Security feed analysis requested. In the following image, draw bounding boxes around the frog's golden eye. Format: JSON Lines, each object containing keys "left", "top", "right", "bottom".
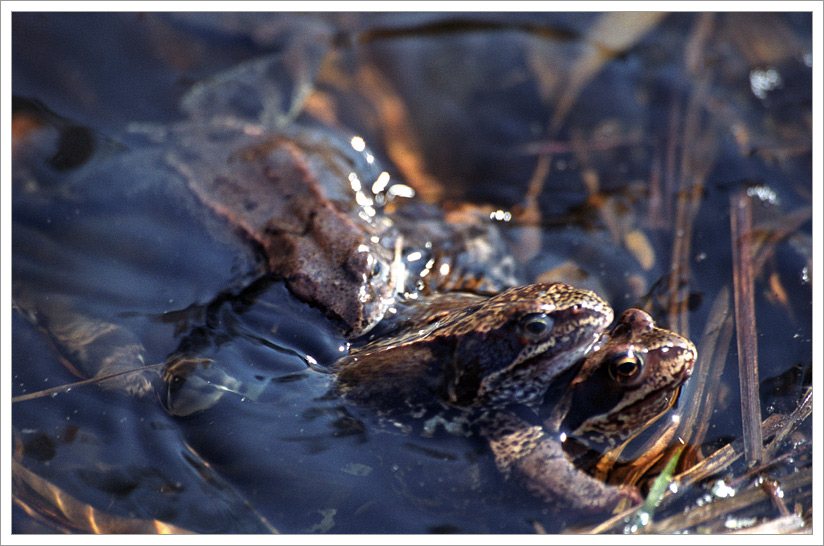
{"left": 519, "top": 312, "right": 554, "bottom": 340}
{"left": 606, "top": 351, "right": 644, "bottom": 384}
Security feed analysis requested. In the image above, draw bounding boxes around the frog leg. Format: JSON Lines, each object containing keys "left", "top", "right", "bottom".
{"left": 481, "top": 411, "right": 641, "bottom": 513}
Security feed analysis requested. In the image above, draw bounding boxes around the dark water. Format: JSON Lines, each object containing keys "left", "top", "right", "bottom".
{"left": 11, "top": 12, "right": 813, "bottom": 533}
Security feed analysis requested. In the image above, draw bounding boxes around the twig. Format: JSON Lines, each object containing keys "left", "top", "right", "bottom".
{"left": 764, "top": 388, "right": 812, "bottom": 461}
{"left": 645, "top": 467, "right": 811, "bottom": 533}
{"left": 12, "top": 460, "right": 196, "bottom": 534}
{"left": 730, "top": 191, "right": 763, "bottom": 465}
{"left": 675, "top": 285, "right": 735, "bottom": 450}
{"left": 11, "top": 362, "right": 163, "bottom": 403}
{"left": 663, "top": 15, "right": 712, "bottom": 336}
{"left": 728, "top": 515, "right": 806, "bottom": 534}
{"left": 579, "top": 407, "right": 809, "bottom": 535}
{"left": 675, "top": 407, "right": 802, "bottom": 491}
{"left": 517, "top": 133, "right": 644, "bottom": 156}
{"left": 751, "top": 205, "right": 813, "bottom": 273}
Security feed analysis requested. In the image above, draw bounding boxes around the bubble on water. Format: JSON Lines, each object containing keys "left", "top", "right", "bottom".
{"left": 350, "top": 136, "right": 366, "bottom": 152}
{"left": 803, "top": 52, "right": 812, "bottom": 67}
{"left": 711, "top": 479, "right": 736, "bottom": 498}
{"left": 749, "top": 68, "right": 783, "bottom": 100}
{"left": 746, "top": 184, "right": 779, "bottom": 205}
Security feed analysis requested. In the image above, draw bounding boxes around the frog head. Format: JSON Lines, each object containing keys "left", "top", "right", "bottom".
{"left": 441, "top": 283, "right": 614, "bottom": 407}
{"left": 559, "top": 308, "right": 697, "bottom": 451}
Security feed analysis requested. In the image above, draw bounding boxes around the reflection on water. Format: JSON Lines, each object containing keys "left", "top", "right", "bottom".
{"left": 11, "top": 12, "right": 813, "bottom": 534}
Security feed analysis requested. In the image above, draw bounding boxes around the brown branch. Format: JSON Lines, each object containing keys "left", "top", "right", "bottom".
{"left": 730, "top": 191, "right": 763, "bottom": 465}
{"left": 675, "top": 286, "right": 735, "bottom": 451}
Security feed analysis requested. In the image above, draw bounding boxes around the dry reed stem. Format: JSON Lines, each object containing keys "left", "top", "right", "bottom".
{"left": 675, "top": 286, "right": 735, "bottom": 451}
{"left": 730, "top": 191, "right": 763, "bottom": 465}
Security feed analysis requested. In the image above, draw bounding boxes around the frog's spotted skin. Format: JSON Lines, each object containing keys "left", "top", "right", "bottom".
{"left": 334, "top": 282, "right": 614, "bottom": 410}
{"left": 169, "top": 129, "right": 401, "bottom": 337}
{"left": 446, "top": 283, "right": 615, "bottom": 407}
{"left": 561, "top": 308, "right": 697, "bottom": 451}
{"left": 483, "top": 410, "right": 643, "bottom": 513}
{"left": 485, "top": 308, "right": 696, "bottom": 512}
{"left": 335, "top": 289, "right": 697, "bottom": 512}
{"left": 14, "top": 96, "right": 695, "bottom": 515}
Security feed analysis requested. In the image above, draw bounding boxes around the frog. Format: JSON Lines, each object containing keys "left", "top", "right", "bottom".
{"left": 163, "top": 124, "right": 403, "bottom": 338}
{"left": 484, "top": 308, "right": 697, "bottom": 512}
{"left": 334, "top": 282, "right": 613, "bottom": 410}
{"left": 13, "top": 12, "right": 538, "bottom": 398}
{"left": 335, "top": 294, "right": 696, "bottom": 513}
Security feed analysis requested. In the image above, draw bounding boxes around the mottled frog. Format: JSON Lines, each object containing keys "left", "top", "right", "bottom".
{"left": 485, "top": 308, "right": 696, "bottom": 511}
{"left": 334, "top": 282, "right": 613, "bottom": 409}
{"left": 336, "top": 292, "right": 696, "bottom": 512}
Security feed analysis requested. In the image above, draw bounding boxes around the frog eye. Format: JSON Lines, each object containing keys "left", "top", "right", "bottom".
{"left": 606, "top": 351, "right": 645, "bottom": 384}
{"left": 519, "top": 313, "right": 554, "bottom": 341}
{"left": 371, "top": 259, "right": 384, "bottom": 278}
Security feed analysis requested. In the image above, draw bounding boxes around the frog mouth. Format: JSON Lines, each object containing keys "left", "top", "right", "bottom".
{"left": 572, "top": 383, "right": 687, "bottom": 448}
{"left": 511, "top": 330, "right": 605, "bottom": 387}
{"left": 566, "top": 363, "right": 693, "bottom": 448}
{"left": 537, "top": 330, "right": 604, "bottom": 368}
{"left": 472, "top": 330, "right": 603, "bottom": 407}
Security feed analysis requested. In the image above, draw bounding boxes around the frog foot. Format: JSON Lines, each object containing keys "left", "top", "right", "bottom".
{"left": 483, "top": 412, "right": 642, "bottom": 513}
{"left": 509, "top": 431, "right": 642, "bottom": 513}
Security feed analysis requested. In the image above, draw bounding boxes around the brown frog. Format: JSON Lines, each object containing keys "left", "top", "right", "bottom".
{"left": 166, "top": 125, "right": 402, "bottom": 337}
{"left": 485, "top": 308, "right": 696, "bottom": 512}
{"left": 334, "top": 282, "right": 613, "bottom": 410}
{"left": 336, "top": 295, "right": 696, "bottom": 512}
